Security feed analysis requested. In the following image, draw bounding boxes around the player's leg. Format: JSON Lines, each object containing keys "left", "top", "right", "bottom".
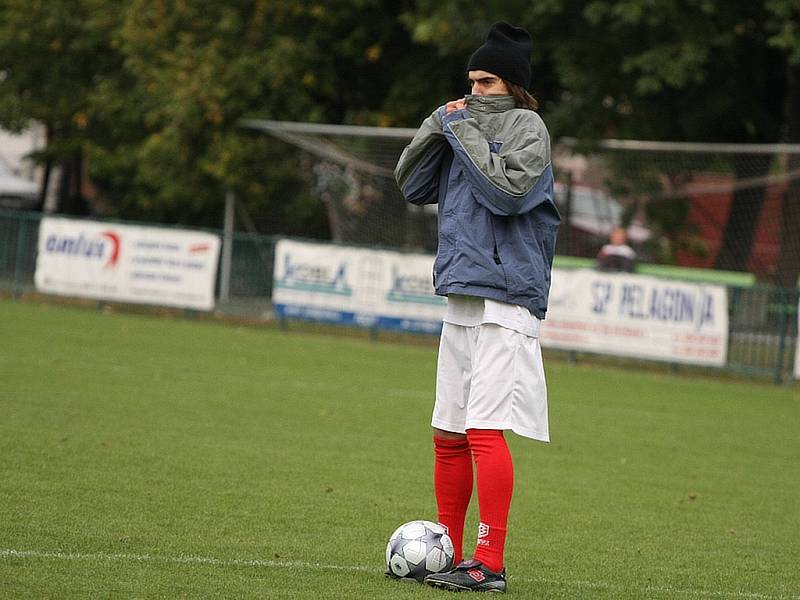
{"left": 427, "top": 429, "right": 512, "bottom": 592}
{"left": 467, "top": 427, "right": 513, "bottom": 573}
{"left": 426, "top": 324, "right": 519, "bottom": 592}
{"left": 431, "top": 323, "right": 476, "bottom": 564}
{"left": 427, "top": 429, "right": 513, "bottom": 592}
{"left": 463, "top": 324, "right": 519, "bottom": 574}
{"left": 433, "top": 429, "right": 471, "bottom": 565}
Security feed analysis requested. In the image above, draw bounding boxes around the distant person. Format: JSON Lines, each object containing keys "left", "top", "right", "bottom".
{"left": 394, "top": 21, "right": 559, "bottom": 593}
{"left": 597, "top": 227, "right": 636, "bottom": 272}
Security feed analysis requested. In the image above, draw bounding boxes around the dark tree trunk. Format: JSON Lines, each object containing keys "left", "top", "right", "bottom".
{"left": 38, "top": 159, "right": 51, "bottom": 211}
{"left": 714, "top": 153, "right": 772, "bottom": 272}
{"left": 774, "top": 63, "right": 800, "bottom": 288}
{"left": 56, "top": 151, "right": 90, "bottom": 216}
{"left": 37, "top": 124, "right": 52, "bottom": 211}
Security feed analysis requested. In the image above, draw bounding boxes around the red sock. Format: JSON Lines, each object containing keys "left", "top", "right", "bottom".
{"left": 466, "top": 429, "right": 514, "bottom": 573}
{"left": 433, "top": 436, "right": 473, "bottom": 564}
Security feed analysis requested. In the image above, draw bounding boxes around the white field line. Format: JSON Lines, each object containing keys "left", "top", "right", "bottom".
{"left": 0, "top": 548, "right": 372, "bottom": 572}
{"left": 2, "top": 548, "right": 798, "bottom": 599}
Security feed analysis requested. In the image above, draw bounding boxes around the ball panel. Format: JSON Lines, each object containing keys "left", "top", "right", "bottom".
{"left": 389, "top": 524, "right": 404, "bottom": 541}
{"left": 424, "top": 521, "right": 445, "bottom": 535}
{"left": 425, "top": 546, "right": 448, "bottom": 573}
{"left": 401, "top": 521, "right": 426, "bottom": 540}
{"left": 441, "top": 532, "right": 455, "bottom": 558}
{"left": 401, "top": 540, "right": 426, "bottom": 565}
{"left": 389, "top": 554, "right": 411, "bottom": 577}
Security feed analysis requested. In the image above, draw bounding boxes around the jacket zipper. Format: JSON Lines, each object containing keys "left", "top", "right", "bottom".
{"left": 491, "top": 221, "right": 502, "bottom": 265}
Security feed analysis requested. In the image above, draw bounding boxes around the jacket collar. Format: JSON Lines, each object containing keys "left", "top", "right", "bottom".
{"left": 465, "top": 94, "right": 516, "bottom": 115}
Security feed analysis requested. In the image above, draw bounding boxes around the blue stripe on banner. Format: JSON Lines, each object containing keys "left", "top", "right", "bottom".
{"left": 274, "top": 304, "right": 442, "bottom": 335}
{"left": 376, "top": 316, "right": 443, "bottom": 335}
{"left": 274, "top": 304, "right": 358, "bottom": 325}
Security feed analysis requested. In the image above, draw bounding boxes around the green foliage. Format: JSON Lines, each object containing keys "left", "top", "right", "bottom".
{"left": 1, "top": 0, "right": 798, "bottom": 236}
{"left": 90, "top": 1, "right": 283, "bottom": 226}
{"left": 0, "top": 0, "right": 124, "bottom": 150}
{"left": 402, "top": 1, "right": 799, "bottom": 273}
{"left": 401, "top": 0, "right": 795, "bottom": 143}
{"left": 0, "top": 0, "right": 454, "bottom": 230}
{"left": 766, "top": 0, "right": 800, "bottom": 64}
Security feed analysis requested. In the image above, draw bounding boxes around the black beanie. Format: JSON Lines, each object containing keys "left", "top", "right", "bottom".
{"left": 467, "top": 22, "right": 533, "bottom": 89}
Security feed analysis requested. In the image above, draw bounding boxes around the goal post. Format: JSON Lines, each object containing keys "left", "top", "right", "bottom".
{"left": 240, "top": 118, "right": 800, "bottom": 285}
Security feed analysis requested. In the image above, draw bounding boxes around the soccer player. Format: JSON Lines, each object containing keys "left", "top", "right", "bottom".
{"left": 393, "top": 21, "right": 559, "bottom": 593}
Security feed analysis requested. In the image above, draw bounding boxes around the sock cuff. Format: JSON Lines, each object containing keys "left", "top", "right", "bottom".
{"left": 466, "top": 429, "right": 506, "bottom": 453}
{"left": 466, "top": 429, "right": 505, "bottom": 442}
{"left": 433, "top": 435, "right": 470, "bottom": 451}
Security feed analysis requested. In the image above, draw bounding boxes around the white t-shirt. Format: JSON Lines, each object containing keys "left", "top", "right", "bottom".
{"left": 599, "top": 243, "right": 636, "bottom": 260}
{"left": 444, "top": 294, "right": 540, "bottom": 338}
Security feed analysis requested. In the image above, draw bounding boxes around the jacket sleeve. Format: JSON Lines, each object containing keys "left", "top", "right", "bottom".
{"left": 394, "top": 107, "right": 449, "bottom": 205}
{"left": 441, "top": 108, "right": 554, "bottom": 216}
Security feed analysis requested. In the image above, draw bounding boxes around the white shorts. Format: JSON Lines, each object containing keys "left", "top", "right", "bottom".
{"left": 432, "top": 322, "right": 550, "bottom": 442}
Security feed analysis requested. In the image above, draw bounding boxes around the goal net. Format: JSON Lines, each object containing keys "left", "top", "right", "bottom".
{"left": 241, "top": 119, "right": 800, "bottom": 285}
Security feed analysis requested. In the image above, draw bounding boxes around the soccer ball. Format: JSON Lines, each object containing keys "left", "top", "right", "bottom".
{"left": 385, "top": 520, "right": 455, "bottom": 582}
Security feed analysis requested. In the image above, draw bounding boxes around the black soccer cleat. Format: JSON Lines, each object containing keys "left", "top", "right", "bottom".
{"left": 424, "top": 559, "right": 507, "bottom": 593}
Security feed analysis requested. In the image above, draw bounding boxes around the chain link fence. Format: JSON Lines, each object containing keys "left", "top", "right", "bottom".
{"left": 2, "top": 120, "right": 799, "bottom": 383}
{"left": 241, "top": 120, "right": 800, "bottom": 287}
{"left": 1, "top": 208, "right": 797, "bottom": 383}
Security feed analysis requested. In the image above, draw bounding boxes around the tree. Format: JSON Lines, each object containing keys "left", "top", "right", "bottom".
{"left": 2, "top": 0, "right": 797, "bottom": 279}
{"left": 0, "top": 0, "right": 126, "bottom": 214}
{"left": 2, "top": 1, "right": 437, "bottom": 233}
{"left": 21, "top": 0, "right": 458, "bottom": 234}
{"left": 766, "top": 0, "right": 800, "bottom": 287}
{"left": 401, "top": 1, "right": 799, "bottom": 280}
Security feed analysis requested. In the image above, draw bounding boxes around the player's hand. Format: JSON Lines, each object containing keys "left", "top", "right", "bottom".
{"left": 445, "top": 98, "right": 466, "bottom": 114}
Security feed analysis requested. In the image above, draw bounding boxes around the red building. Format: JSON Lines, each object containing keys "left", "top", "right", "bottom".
{"left": 676, "top": 173, "right": 785, "bottom": 279}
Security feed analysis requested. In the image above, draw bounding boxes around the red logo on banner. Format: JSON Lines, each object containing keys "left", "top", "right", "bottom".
{"left": 100, "top": 231, "right": 121, "bottom": 267}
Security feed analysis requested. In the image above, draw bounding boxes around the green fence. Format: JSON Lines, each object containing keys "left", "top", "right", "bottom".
{"left": 1, "top": 208, "right": 797, "bottom": 384}
{"left": 0, "top": 209, "right": 39, "bottom": 298}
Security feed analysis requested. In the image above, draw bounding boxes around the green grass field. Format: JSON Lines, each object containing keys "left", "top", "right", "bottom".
{"left": 1, "top": 299, "right": 798, "bottom": 599}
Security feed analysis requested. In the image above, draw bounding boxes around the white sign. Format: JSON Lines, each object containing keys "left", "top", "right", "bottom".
{"left": 35, "top": 217, "right": 220, "bottom": 311}
{"left": 795, "top": 297, "right": 800, "bottom": 379}
{"left": 540, "top": 269, "right": 729, "bottom": 366}
{"left": 272, "top": 239, "right": 445, "bottom": 333}
{"left": 272, "top": 240, "right": 730, "bottom": 367}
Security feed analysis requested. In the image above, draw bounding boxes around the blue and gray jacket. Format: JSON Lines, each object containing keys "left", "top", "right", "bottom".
{"left": 394, "top": 95, "right": 560, "bottom": 319}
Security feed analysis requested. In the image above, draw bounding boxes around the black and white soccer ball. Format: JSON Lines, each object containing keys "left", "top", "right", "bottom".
{"left": 385, "top": 520, "right": 455, "bottom": 582}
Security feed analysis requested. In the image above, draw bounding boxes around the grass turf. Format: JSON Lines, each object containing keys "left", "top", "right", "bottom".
{"left": 0, "top": 298, "right": 798, "bottom": 599}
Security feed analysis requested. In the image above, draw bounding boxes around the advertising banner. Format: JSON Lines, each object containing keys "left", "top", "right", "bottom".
{"left": 273, "top": 240, "right": 729, "bottom": 366}
{"left": 272, "top": 239, "right": 445, "bottom": 334}
{"left": 35, "top": 217, "right": 220, "bottom": 311}
{"left": 540, "top": 269, "right": 729, "bottom": 366}
{"left": 795, "top": 297, "right": 800, "bottom": 379}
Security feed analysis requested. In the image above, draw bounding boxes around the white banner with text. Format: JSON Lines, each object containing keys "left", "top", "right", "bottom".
{"left": 272, "top": 239, "right": 445, "bottom": 334}
{"left": 540, "top": 269, "right": 728, "bottom": 366}
{"left": 35, "top": 217, "right": 220, "bottom": 311}
{"left": 795, "top": 297, "right": 800, "bottom": 379}
{"left": 273, "top": 240, "right": 729, "bottom": 366}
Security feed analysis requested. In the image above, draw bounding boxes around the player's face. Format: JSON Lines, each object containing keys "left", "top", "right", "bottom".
{"left": 468, "top": 70, "right": 509, "bottom": 96}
